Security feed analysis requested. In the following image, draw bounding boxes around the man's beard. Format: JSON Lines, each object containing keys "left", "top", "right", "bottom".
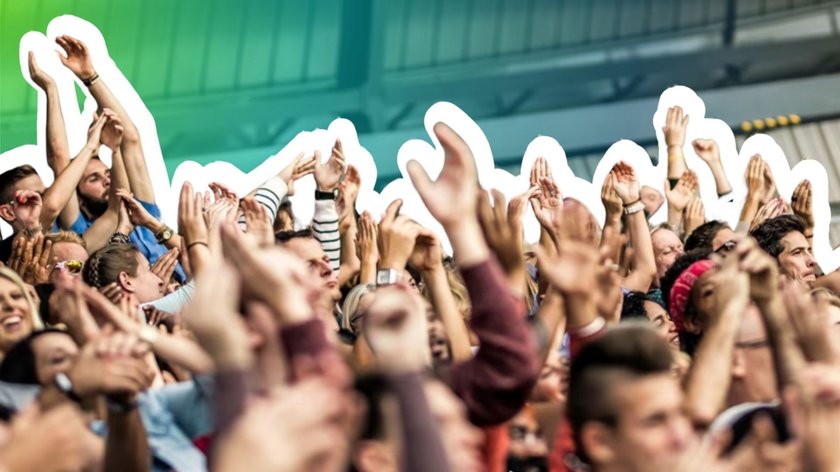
{"left": 81, "top": 196, "right": 108, "bottom": 219}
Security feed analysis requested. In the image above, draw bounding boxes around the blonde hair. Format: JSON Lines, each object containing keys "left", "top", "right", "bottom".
{"left": 439, "top": 261, "right": 472, "bottom": 322}
{"left": 0, "top": 267, "right": 42, "bottom": 330}
{"left": 341, "top": 284, "right": 375, "bottom": 334}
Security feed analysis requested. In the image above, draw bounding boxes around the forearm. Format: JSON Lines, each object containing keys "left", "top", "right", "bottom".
{"left": 41, "top": 144, "right": 96, "bottom": 228}
{"left": 423, "top": 266, "right": 471, "bottom": 361}
{"left": 152, "top": 335, "right": 215, "bottom": 374}
{"left": 82, "top": 210, "right": 118, "bottom": 253}
{"left": 683, "top": 312, "right": 740, "bottom": 429}
{"left": 667, "top": 147, "right": 686, "bottom": 179}
{"left": 623, "top": 212, "right": 656, "bottom": 292}
{"left": 707, "top": 161, "right": 732, "bottom": 196}
{"left": 445, "top": 221, "right": 490, "bottom": 268}
{"left": 534, "top": 289, "right": 565, "bottom": 365}
{"left": 359, "top": 250, "right": 378, "bottom": 285}
{"left": 337, "top": 225, "right": 360, "bottom": 287}
{"left": 103, "top": 407, "right": 151, "bottom": 472}
{"left": 312, "top": 199, "right": 341, "bottom": 272}
{"left": 43, "top": 83, "right": 70, "bottom": 170}
{"left": 667, "top": 206, "right": 684, "bottom": 231}
{"left": 389, "top": 372, "right": 452, "bottom": 472}
{"left": 756, "top": 295, "right": 807, "bottom": 389}
{"left": 739, "top": 195, "right": 761, "bottom": 229}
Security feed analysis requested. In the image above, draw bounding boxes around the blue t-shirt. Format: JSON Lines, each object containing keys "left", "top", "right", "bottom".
{"left": 70, "top": 200, "right": 186, "bottom": 282}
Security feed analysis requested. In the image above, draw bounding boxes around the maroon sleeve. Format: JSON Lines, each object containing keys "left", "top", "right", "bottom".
{"left": 280, "top": 318, "right": 349, "bottom": 384}
{"left": 389, "top": 373, "right": 452, "bottom": 472}
{"left": 448, "top": 258, "right": 540, "bottom": 427}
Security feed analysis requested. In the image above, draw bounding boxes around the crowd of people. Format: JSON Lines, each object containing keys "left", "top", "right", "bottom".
{"left": 0, "top": 33, "right": 837, "bottom": 472}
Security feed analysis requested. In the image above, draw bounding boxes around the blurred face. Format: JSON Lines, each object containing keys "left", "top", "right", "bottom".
{"left": 283, "top": 237, "right": 340, "bottom": 302}
{"left": 643, "top": 300, "right": 678, "bottom": 348}
{"left": 52, "top": 242, "right": 89, "bottom": 264}
{"left": 728, "top": 305, "right": 776, "bottom": 405}
{"left": 507, "top": 409, "right": 549, "bottom": 466}
{"left": 778, "top": 231, "right": 816, "bottom": 284}
{"left": 588, "top": 374, "right": 692, "bottom": 471}
{"left": 32, "top": 332, "right": 78, "bottom": 386}
{"left": 425, "top": 381, "right": 483, "bottom": 472}
{"left": 122, "top": 252, "right": 164, "bottom": 303}
{"left": 688, "top": 269, "right": 717, "bottom": 332}
{"left": 531, "top": 350, "right": 569, "bottom": 403}
{"left": 652, "top": 229, "right": 684, "bottom": 281}
{"left": 0, "top": 277, "right": 34, "bottom": 353}
{"left": 710, "top": 227, "right": 735, "bottom": 252}
{"left": 426, "top": 306, "right": 451, "bottom": 364}
{"left": 78, "top": 159, "right": 110, "bottom": 203}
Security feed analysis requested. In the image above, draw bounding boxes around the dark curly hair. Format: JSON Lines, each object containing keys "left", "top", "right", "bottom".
{"left": 750, "top": 214, "right": 807, "bottom": 259}
{"left": 684, "top": 220, "right": 730, "bottom": 252}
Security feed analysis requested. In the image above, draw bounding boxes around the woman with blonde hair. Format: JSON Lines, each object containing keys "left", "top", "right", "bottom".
{"left": 0, "top": 266, "right": 42, "bottom": 359}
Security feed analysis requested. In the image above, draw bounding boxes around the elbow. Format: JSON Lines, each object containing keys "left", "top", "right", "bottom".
{"left": 684, "top": 403, "right": 718, "bottom": 430}
{"left": 120, "top": 126, "right": 142, "bottom": 145}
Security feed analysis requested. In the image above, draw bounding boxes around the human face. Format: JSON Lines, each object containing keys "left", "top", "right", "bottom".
{"left": 32, "top": 332, "right": 79, "bottom": 386}
{"left": 283, "top": 237, "right": 340, "bottom": 302}
{"left": 426, "top": 306, "right": 451, "bottom": 364}
{"left": 778, "top": 231, "right": 816, "bottom": 284}
{"left": 593, "top": 374, "right": 692, "bottom": 471}
{"left": 710, "top": 227, "right": 735, "bottom": 252}
{"left": 643, "top": 300, "right": 679, "bottom": 348}
{"left": 78, "top": 159, "right": 110, "bottom": 203}
{"left": 0, "top": 174, "right": 46, "bottom": 231}
{"left": 123, "top": 253, "right": 164, "bottom": 303}
{"left": 52, "top": 242, "right": 89, "bottom": 264}
{"left": 0, "top": 277, "right": 34, "bottom": 353}
{"left": 508, "top": 408, "right": 549, "bottom": 461}
{"left": 425, "top": 381, "right": 483, "bottom": 472}
{"left": 652, "top": 229, "right": 684, "bottom": 281}
{"left": 728, "top": 305, "right": 776, "bottom": 405}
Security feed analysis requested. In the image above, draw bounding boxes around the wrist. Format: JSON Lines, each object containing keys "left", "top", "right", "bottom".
{"left": 621, "top": 195, "right": 641, "bottom": 206}
{"left": 419, "top": 264, "right": 444, "bottom": 278}
{"left": 378, "top": 255, "right": 409, "bottom": 271}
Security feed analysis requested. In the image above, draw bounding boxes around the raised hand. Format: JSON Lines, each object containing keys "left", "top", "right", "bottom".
{"left": 377, "top": 199, "right": 422, "bottom": 271}
{"left": 601, "top": 177, "right": 623, "bottom": 225}
{"left": 691, "top": 138, "right": 719, "bottom": 164}
{"left": 116, "top": 188, "right": 157, "bottom": 229}
{"left": 531, "top": 177, "right": 563, "bottom": 235}
{"left": 702, "top": 245, "right": 750, "bottom": 320}
{"left": 750, "top": 197, "right": 791, "bottom": 231}
{"left": 783, "top": 281, "right": 837, "bottom": 364}
{"left": 407, "top": 123, "right": 479, "bottom": 230}
{"left": 663, "top": 105, "right": 689, "bottom": 148}
{"left": 150, "top": 247, "right": 180, "bottom": 284}
{"left": 241, "top": 196, "right": 274, "bottom": 247}
{"left": 55, "top": 35, "right": 95, "bottom": 79}
{"left": 220, "top": 223, "right": 317, "bottom": 324}
{"left": 478, "top": 189, "right": 526, "bottom": 283}
{"left": 791, "top": 179, "right": 814, "bottom": 230}
{"left": 535, "top": 239, "right": 600, "bottom": 296}
{"left": 98, "top": 109, "right": 124, "bottom": 150}
{"left": 178, "top": 182, "right": 209, "bottom": 245}
{"left": 664, "top": 169, "right": 698, "bottom": 213}
{"left": 610, "top": 161, "right": 640, "bottom": 205}
{"left": 784, "top": 363, "right": 840, "bottom": 472}
{"left": 278, "top": 152, "right": 317, "bottom": 185}
{"left": 529, "top": 156, "right": 553, "bottom": 188}
{"left": 27, "top": 51, "right": 54, "bottom": 90}
{"left": 363, "top": 284, "right": 430, "bottom": 371}
{"left": 0, "top": 404, "right": 92, "bottom": 472}
{"left": 683, "top": 197, "right": 706, "bottom": 237}
{"left": 313, "top": 140, "right": 346, "bottom": 192}
{"left": 729, "top": 236, "right": 779, "bottom": 305}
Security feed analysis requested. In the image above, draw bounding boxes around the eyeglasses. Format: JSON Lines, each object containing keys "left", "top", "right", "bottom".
{"left": 55, "top": 260, "right": 84, "bottom": 275}
{"left": 715, "top": 240, "right": 737, "bottom": 255}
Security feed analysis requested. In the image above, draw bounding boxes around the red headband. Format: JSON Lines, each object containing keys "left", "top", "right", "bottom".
{"left": 668, "top": 259, "right": 717, "bottom": 332}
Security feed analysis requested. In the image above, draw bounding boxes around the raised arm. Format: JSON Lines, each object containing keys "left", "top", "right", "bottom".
{"left": 407, "top": 123, "right": 539, "bottom": 426}
{"left": 682, "top": 254, "right": 748, "bottom": 429}
{"left": 40, "top": 112, "right": 110, "bottom": 230}
{"left": 693, "top": 138, "right": 732, "bottom": 197}
{"left": 57, "top": 35, "right": 154, "bottom": 202}
{"left": 611, "top": 162, "right": 656, "bottom": 292}
{"left": 312, "top": 141, "right": 347, "bottom": 272}
{"left": 82, "top": 134, "right": 128, "bottom": 253}
{"left": 738, "top": 155, "right": 768, "bottom": 231}
{"left": 664, "top": 170, "right": 698, "bottom": 232}
{"left": 663, "top": 105, "right": 689, "bottom": 180}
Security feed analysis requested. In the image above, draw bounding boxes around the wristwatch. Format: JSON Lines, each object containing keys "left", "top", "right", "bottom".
{"left": 315, "top": 189, "right": 338, "bottom": 200}
{"left": 155, "top": 225, "right": 175, "bottom": 244}
{"left": 54, "top": 372, "right": 83, "bottom": 404}
{"left": 376, "top": 268, "right": 400, "bottom": 287}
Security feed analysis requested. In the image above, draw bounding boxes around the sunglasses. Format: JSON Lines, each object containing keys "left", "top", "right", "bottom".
{"left": 55, "top": 260, "right": 84, "bottom": 275}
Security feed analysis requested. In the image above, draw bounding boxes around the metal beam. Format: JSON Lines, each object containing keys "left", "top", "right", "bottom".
{"left": 173, "top": 73, "right": 840, "bottom": 186}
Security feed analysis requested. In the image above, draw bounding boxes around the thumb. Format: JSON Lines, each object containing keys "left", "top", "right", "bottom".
{"left": 406, "top": 160, "right": 433, "bottom": 200}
